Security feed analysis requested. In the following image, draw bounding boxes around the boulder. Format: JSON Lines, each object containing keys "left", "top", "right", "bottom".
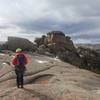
{"left": 7, "top": 37, "right": 35, "bottom": 51}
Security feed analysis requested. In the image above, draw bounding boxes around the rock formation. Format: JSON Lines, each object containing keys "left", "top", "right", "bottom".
{"left": 35, "top": 31, "right": 76, "bottom": 52}
{"left": 34, "top": 31, "right": 82, "bottom": 66}
{"left": 7, "top": 37, "right": 35, "bottom": 51}
{"left": 47, "top": 31, "right": 76, "bottom": 52}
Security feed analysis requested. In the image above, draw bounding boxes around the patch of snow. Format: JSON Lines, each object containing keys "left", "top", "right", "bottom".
{"left": 0, "top": 53, "right": 5, "bottom": 56}
{"left": 35, "top": 59, "right": 48, "bottom": 64}
{"left": 55, "top": 56, "right": 59, "bottom": 59}
{"left": 2, "top": 62, "right": 7, "bottom": 65}
{"left": 46, "top": 56, "right": 60, "bottom": 61}
{"left": 54, "top": 58, "right": 59, "bottom": 61}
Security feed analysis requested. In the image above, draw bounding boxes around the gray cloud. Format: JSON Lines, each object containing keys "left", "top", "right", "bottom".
{"left": 72, "top": 33, "right": 100, "bottom": 39}
{"left": 0, "top": 0, "right": 100, "bottom": 43}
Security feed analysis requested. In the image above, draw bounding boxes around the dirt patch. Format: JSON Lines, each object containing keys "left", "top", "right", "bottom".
{"left": 32, "top": 74, "right": 54, "bottom": 84}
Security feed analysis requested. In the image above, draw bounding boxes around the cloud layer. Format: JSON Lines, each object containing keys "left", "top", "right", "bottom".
{"left": 0, "top": 0, "right": 100, "bottom": 43}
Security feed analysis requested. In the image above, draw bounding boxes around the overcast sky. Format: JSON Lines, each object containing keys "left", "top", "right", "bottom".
{"left": 0, "top": 0, "right": 100, "bottom": 43}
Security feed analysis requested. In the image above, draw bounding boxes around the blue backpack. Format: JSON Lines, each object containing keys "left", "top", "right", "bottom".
{"left": 16, "top": 54, "right": 25, "bottom": 66}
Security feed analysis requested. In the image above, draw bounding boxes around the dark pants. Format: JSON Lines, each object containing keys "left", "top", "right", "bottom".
{"left": 15, "top": 66, "right": 25, "bottom": 88}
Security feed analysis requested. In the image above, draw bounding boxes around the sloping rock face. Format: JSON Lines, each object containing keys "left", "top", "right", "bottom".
{"left": 76, "top": 43, "right": 100, "bottom": 51}
{"left": 77, "top": 47, "right": 100, "bottom": 73}
{"left": 35, "top": 31, "right": 82, "bottom": 66}
{"left": 7, "top": 37, "right": 35, "bottom": 51}
{"left": 0, "top": 53, "right": 100, "bottom": 100}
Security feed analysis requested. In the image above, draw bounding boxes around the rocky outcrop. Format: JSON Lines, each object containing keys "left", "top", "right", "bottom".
{"left": 57, "top": 50, "right": 82, "bottom": 66}
{"left": 35, "top": 31, "right": 76, "bottom": 52}
{"left": 77, "top": 46, "right": 100, "bottom": 73}
{"left": 34, "top": 31, "right": 82, "bottom": 66}
{"left": 7, "top": 37, "right": 35, "bottom": 51}
{"left": 34, "top": 32, "right": 100, "bottom": 73}
{"left": 47, "top": 31, "right": 76, "bottom": 52}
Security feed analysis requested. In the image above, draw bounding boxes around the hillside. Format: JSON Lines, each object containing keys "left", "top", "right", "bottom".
{"left": 76, "top": 43, "right": 100, "bottom": 51}
{"left": 0, "top": 52, "right": 100, "bottom": 100}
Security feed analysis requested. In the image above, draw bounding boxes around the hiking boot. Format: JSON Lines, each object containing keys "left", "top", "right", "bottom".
{"left": 21, "top": 85, "right": 23, "bottom": 88}
{"left": 17, "top": 85, "right": 20, "bottom": 88}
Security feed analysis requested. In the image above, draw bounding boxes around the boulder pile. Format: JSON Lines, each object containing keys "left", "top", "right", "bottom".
{"left": 34, "top": 31, "right": 82, "bottom": 66}
{"left": 34, "top": 31, "right": 100, "bottom": 72}
{"left": 7, "top": 37, "right": 35, "bottom": 51}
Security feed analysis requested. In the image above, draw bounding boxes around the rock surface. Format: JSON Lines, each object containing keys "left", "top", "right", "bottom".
{"left": 0, "top": 52, "right": 100, "bottom": 100}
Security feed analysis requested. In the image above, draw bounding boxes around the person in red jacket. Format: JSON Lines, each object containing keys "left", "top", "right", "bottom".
{"left": 12, "top": 48, "right": 28, "bottom": 88}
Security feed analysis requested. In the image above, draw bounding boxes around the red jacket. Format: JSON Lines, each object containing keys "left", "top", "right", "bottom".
{"left": 12, "top": 52, "right": 28, "bottom": 65}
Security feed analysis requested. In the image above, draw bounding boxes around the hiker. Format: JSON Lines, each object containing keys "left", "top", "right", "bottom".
{"left": 12, "top": 48, "right": 28, "bottom": 88}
